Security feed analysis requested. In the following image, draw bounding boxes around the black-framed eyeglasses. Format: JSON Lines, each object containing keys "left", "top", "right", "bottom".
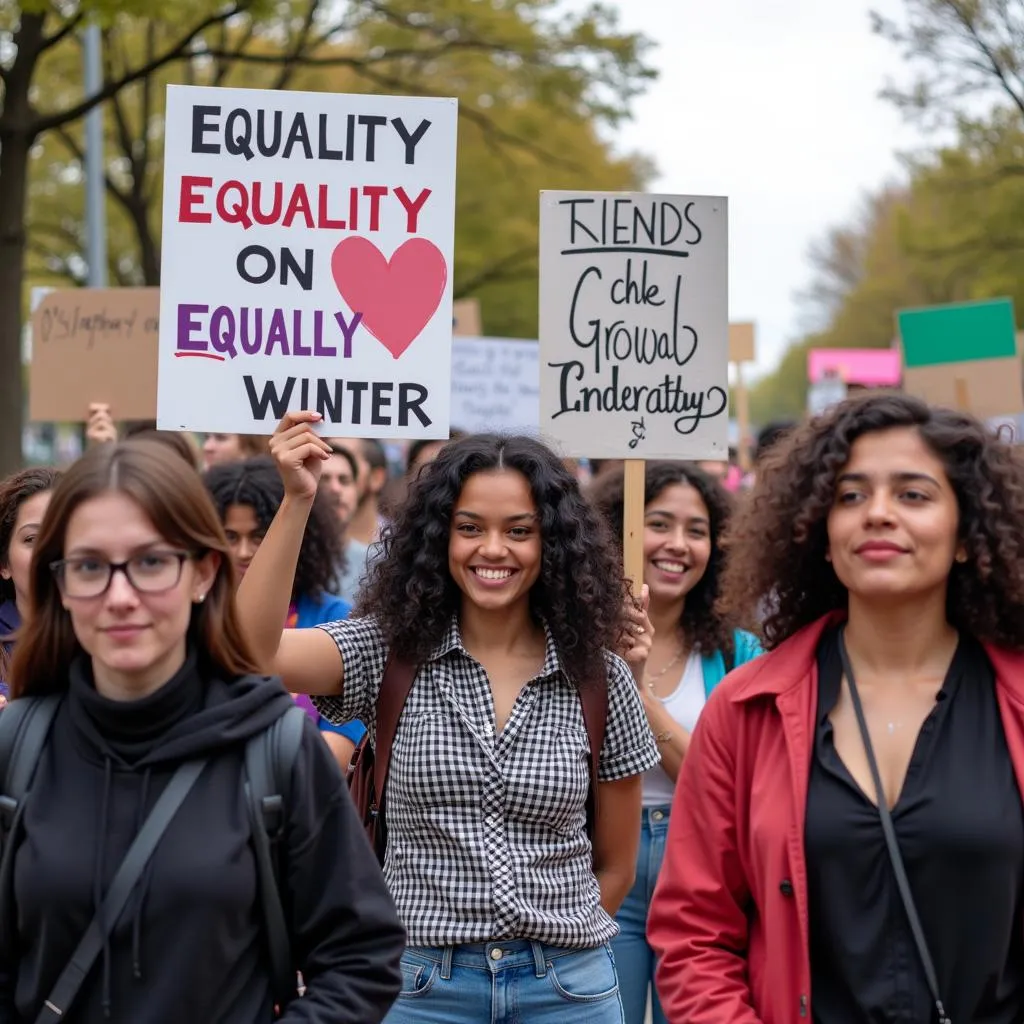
{"left": 51, "top": 551, "right": 191, "bottom": 599}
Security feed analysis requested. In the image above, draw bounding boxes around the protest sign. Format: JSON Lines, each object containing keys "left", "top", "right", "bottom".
{"left": 450, "top": 337, "right": 539, "bottom": 433}
{"left": 808, "top": 348, "right": 901, "bottom": 387}
{"left": 157, "top": 84, "right": 458, "bottom": 437}
{"left": 897, "top": 299, "right": 1023, "bottom": 418}
{"left": 538, "top": 191, "right": 729, "bottom": 461}
{"left": 30, "top": 288, "right": 160, "bottom": 421}
{"left": 453, "top": 298, "right": 482, "bottom": 337}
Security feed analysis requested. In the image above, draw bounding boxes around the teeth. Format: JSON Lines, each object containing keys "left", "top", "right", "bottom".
{"left": 654, "top": 561, "right": 687, "bottom": 574}
{"left": 475, "top": 568, "right": 513, "bottom": 580}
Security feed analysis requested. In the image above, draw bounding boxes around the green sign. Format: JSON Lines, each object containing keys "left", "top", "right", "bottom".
{"left": 897, "top": 298, "right": 1017, "bottom": 369}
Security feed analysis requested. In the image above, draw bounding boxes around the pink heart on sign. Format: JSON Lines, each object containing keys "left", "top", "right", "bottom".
{"left": 330, "top": 237, "right": 448, "bottom": 360}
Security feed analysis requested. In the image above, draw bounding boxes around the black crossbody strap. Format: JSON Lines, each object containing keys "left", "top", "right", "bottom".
{"left": 837, "top": 629, "right": 951, "bottom": 1024}
{"left": 34, "top": 758, "right": 207, "bottom": 1024}
{"left": 244, "top": 706, "right": 305, "bottom": 1011}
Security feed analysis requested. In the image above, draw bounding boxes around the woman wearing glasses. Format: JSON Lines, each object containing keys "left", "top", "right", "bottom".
{"left": 0, "top": 439, "right": 404, "bottom": 1023}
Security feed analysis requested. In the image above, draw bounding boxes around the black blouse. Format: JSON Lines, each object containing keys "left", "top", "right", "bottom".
{"left": 805, "top": 628, "right": 1024, "bottom": 1023}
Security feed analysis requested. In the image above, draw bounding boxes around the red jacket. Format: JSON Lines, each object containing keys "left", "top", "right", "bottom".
{"left": 647, "top": 614, "right": 1024, "bottom": 1024}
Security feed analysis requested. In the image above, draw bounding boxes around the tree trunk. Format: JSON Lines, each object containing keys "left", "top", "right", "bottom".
{"left": 0, "top": 14, "right": 45, "bottom": 477}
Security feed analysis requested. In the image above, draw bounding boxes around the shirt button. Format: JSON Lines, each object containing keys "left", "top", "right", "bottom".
{"left": 490, "top": 948, "right": 503, "bottom": 961}
{"left": 779, "top": 879, "right": 794, "bottom": 897}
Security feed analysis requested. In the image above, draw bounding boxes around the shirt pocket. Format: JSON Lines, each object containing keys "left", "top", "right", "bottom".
{"left": 389, "top": 710, "right": 480, "bottom": 811}
{"left": 509, "top": 721, "right": 591, "bottom": 836}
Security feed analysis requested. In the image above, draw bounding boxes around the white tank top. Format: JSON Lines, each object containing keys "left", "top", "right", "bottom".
{"left": 642, "top": 651, "right": 706, "bottom": 807}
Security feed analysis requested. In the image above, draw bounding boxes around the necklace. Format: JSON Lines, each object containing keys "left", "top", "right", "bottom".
{"left": 645, "top": 645, "right": 686, "bottom": 692}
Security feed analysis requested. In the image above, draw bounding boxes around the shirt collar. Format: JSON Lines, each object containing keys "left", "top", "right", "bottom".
{"left": 428, "top": 615, "right": 564, "bottom": 682}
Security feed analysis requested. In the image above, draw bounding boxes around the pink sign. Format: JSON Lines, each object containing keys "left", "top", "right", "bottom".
{"left": 807, "top": 348, "right": 901, "bottom": 387}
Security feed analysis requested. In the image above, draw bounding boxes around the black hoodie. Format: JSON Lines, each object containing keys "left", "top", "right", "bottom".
{"left": 0, "top": 652, "right": 405, "bottom": 1023}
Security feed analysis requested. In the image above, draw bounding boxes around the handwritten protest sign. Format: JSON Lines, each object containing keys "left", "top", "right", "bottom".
{"left": 450, "top": 337, "right": 539, "bottom": 433}
{"left": 538, "top": 191, "right": 729, "bottom": 459}
{"left": 30, "top": 288, "right": 160, "bottom": 421}
{"left": 157, "top": 85, "right": 457, "bottom": 437}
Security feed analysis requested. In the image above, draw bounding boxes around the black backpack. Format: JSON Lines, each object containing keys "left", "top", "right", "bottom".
{"left": 0, "top": 696, "right": 304, "bottom": 1018}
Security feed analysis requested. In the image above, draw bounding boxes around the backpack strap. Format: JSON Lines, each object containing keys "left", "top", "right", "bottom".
{"left": 0, "top": 696, "right": 62, "bottom": 857}
{"left": 577, "top": 682, "right": 608, "bottom": 840}
{"left": 245, "top": 705, "right": 305, "bottom": 1012}
{"left": 373, "top": 655, "right": 417, "bottom": 810}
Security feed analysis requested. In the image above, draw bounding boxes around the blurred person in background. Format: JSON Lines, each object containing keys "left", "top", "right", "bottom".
{"left": 203, "top": 456, "right": 364, "bottom": 772}
{"left": 327, "top": 438, "right": 390, "bottom": 547}
{"left": 319, "top": 444, "right": 368, "bottom": 607}
{"left": 0, "top": 468, "right": 62, "bottom": 693}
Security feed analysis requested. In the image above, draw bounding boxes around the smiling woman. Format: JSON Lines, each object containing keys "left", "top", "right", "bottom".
{"left": 648, "top": 393, "right": 1024, "bottom": 1024}
{"left": 234, "top": 414, "right": 661, "bottom": 1024}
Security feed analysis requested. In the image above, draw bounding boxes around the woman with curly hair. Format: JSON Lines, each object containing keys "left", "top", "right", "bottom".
{"left": 649, "top": 392, "right": 1024, "bottom": 1024}
{"left": 591, "top": 462, "right": 760, "bottom": 1024}
{"left": 203, "top": 457, "right": 365, "bottom": 767}
{"left": 235, "top": 412, "right": 659, "bottom": 1024}
{"left": 0, "top": 467, "right": 61, "bottom": 692}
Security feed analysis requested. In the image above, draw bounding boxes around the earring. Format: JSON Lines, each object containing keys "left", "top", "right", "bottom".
{"left": 194, "top": 592, "right": 207, "bottom": 604}
{"left": 955, "top": 551, "right": 968, "bottom": 564}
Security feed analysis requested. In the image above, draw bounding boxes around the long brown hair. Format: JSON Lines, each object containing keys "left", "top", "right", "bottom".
{"left": 1, "top": 467, "right": 62, "bottom": 681}
{"left": 10, "top": 440, "right": 260, "bottom": 697}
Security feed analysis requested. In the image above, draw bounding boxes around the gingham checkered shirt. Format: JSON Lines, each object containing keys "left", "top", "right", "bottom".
{"left": 313, "top": 615, "right": 660, "bottom": 947}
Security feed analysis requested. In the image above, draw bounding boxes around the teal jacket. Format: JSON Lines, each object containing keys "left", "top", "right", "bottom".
{"left": 700, "top": 629, "right": 762, "bottom": 699}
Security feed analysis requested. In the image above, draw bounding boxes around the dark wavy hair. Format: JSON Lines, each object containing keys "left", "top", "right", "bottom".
{"left": 721, "top": 391, "right": 1024, "bottom": 650}
{"left": 591, "top": 461, "right": 736, "bottom": 656}
{"left": 203, "top": 456, "right": 342, "bottom": 602}
{"left": 1, "top": 467, "right": 62, "bottom": 607}
{"left": 358, "top": 434, "right": 625, "bottom": 686}
{"left": 11, "top": 440, "right": 259, "bottom": 697}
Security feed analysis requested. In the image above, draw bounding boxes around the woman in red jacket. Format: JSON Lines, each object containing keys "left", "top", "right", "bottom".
{"left": 648, "top": 392, "right": 1024, "bottom": 1024}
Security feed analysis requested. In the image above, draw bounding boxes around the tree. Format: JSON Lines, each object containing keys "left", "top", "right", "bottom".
{"left": 1, "top": 0, "right": 266, "bottom": 476}
{"left": 2, "top": 0, "right": 655, "bottom": 474}
{"left": 872, "top": 0, "right": 1024, "bottom": 129}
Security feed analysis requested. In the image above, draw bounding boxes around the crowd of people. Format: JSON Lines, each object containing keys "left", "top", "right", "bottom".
{"left": 1, "top": 391, "right": 1023, "bottom": 1023}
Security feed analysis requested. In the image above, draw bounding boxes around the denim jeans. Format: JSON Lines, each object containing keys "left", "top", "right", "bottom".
{"left": 383, "top": 939, "right": 625, "bottom": 1024}
{"left": 611, "top": 804, "right": 671, "bottom": 1024}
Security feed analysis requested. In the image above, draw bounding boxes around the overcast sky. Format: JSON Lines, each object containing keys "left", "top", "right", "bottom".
{"left": 581, "top": 0, "right": 926, "bottom": 375}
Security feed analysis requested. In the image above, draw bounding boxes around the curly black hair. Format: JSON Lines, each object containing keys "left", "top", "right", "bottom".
{"left": 203, "top": 456, "right": 343, "bottom": 601}
{"left": 1, "top": 467, "right": 62, "bottom": 606}
{"left": 721, "top": 391, "right": 1024, "bottom": 650}
{"left": 591, "top": 461, "right": 737, "bottom": 657}
{"left": 357, "top": 434, "right": 625, "bottom": 687}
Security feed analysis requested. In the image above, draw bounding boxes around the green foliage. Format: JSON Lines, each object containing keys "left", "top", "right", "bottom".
{"left": 20, "top": 0, "right": 656, "bottom": 339}
{"left": 749, "top": 0, "right": 1024, "bottom": 423}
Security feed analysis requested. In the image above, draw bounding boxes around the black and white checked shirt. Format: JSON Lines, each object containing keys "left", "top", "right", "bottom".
{"left": 313, "top": 615, "right": 659, "bottom": 947}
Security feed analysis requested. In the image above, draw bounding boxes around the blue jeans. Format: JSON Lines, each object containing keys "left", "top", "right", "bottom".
{"left": 612, "top": 805, "right": 671, "bottom": 1024}
{"left": 383, "top": 939, "right": 625, "bottom": 1024}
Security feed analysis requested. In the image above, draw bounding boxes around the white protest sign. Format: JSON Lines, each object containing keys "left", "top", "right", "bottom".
{"left": 450, "top": 337, "right": 539, "bottom": 433}
{"left": 158, "top": 84, "right": 458, "bottom": 437}
{"left": 538, "top": 191, "right": 729, "bottom": 459}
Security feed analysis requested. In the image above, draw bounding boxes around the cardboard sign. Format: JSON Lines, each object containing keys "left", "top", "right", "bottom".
{"left": 897, "top": 299, "right": 1023, "bottom": 418}
{"left": 538, "top": 191, "right": 729, "bottom": 459}
{"left": 729, "top": 322, "right": 755, "bottom": 364}
{"left": 452, "top": 298, "right": 482, "bottom": 337}
{"left": 808, "top": 348, "right": 901, "bottom": 387}
{"left": 450, "top": 337, "right": 539, "bottom": 433}
{"left": 157, "top": 85, "right": 458, "bottom": 437}
{"left": 30, "top": 288, "right": 160, "bottom": 421}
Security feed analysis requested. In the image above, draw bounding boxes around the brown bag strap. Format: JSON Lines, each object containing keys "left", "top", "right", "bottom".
{"left": 578, "top": 681, "right": 608, "bottom": 838}
{"left": 373, "top": 654, "right": 418, "bottom": 809}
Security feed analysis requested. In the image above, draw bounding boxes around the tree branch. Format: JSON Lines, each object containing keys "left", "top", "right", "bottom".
{"left": 271, "top": 0, "right": 322, "bottom": 91}
{"left": 32, "top": 3, "right": 250, "bottom": 134}
{"left": 38, "top": 11, "right": 84, "bottom": 54}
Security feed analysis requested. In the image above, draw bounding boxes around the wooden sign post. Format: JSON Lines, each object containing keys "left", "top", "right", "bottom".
{"left": 729, "top": 322, "right": 756, "bottom": 472}
{"left": 538, "top": 190, "right": 730, "bottom": 593}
